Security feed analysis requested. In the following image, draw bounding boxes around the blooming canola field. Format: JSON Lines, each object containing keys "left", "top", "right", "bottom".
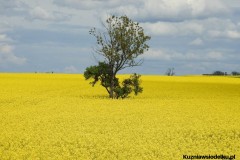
{"left": 0, "top": 73, "right": 240, "bottom": 159}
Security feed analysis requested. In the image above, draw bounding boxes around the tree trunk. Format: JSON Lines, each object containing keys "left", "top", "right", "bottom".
{"left": 109, "top": 76, "right": 114, "bottom": 98}
{"left": 109, "top": 72, "right": 115, "bottom": 99}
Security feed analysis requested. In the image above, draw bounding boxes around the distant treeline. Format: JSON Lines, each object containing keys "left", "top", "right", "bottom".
{"left": 35, "top": 71, "right": 54, "bottom": 74}
{"left": 203, "top": 71, "right": 240, "bottom": 76}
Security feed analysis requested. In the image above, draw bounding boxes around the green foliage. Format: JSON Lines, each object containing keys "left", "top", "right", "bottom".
{"left": 130, "top": 73, "right": 143, "bottom": 95}
{"left": 84, "top": 62, "right": 110, "bottom": 87}
{"left": 84, "top": 62, "right": 119, "bottom": 94}
{"left": 85, "top": 15, "right": 150, "bottom": 99}
{"left": 114, "top": 73, "right": 143, "bottom": 99}
{"left": 84, "top": 66, "right": 143, "bottom": 99}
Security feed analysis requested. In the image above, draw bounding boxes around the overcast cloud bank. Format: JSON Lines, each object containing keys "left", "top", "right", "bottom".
{"left": 0, "top": 0, "right": 239, "bottom": 74}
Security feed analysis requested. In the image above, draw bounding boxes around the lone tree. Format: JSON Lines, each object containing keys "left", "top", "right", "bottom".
{"left": 165, "top": 68, "right": 175, "bottom": 76}
{"left": 84, "top": 15, "right": 151, "bottom": 99}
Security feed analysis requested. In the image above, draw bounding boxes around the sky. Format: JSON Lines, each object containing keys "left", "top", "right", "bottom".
{"left": 0, "top": 0, "right": 240, "bottom": 75}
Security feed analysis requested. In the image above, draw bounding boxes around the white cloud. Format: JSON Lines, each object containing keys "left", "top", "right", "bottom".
{"left": 0, "top": 34, "right": 13, "bottom": 42}
{"left": 204, "top": 18, "right": 240, "bottom": 39}
{"left": 0, "top": 0, "right": 26, "bottom": 12}
{"left": 0, "top": 1, "right": 71, "bottom": 23}
{"left": 226, "top": 31, "right": 240, "bottom": 39}
{"left": 28, "top": 6, "right": 71, "bottom": 21}
{"left": 29, "top": 7, "right": 52, "bottom": 20}
{"left": 184, "top": 51, "right": 224, "bottom": 61}
{"left": 141, "top": 17, "right": 240, "bottom": 41}
{"left": 53, "top": 0, "right": 136, "bottom": 10}
{"left": 54, "top": 0, "right": 229, "bottom": 22}
{"left": 0, "top": 44, "right": 13, "bottom": 53}
{"left": 189, "top": 38, "right": 203, "bottom": 46}
{"left": 64, "top": 65, "right": 78, "bottom": 73}
{"left": 221, "top": 0, "right": 240, "bottom": 8}
{"left": 0, "top": 44, "right": 26, "bottom": 66}
{"left": 209, "top": 30, "right": 240, "bottom": 39}
{"left": 111, "top": 0, "right": 229, "bottom": 22}
{"left": 144, "top": 49, "right": 173, "bottom": 60}
{"left": 144, "top": 48, "right": 225, "bottom": 61}
{"left": 142, "top": 21, "right": 204, "bottom": 36}
{"left": 0, "top": 21, "right": 12, "bottom": 33}
{"left": 181, "top": 52, "right": 223, "bottom": 61}
{"left": 54, "top": 0, "right": 104, "bottom": 10}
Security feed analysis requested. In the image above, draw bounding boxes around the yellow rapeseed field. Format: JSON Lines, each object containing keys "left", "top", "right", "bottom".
{"left": 0, "top": 73, "right": 240, "bottom": 159}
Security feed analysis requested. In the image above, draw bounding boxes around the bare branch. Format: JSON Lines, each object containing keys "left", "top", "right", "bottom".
{"left": 85, "top": 15, "right": 150, "bottom": 98}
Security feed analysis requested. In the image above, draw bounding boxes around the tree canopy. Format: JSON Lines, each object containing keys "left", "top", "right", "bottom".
{"left": 84, "top": 15, "right": 151, "bottom": 99}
